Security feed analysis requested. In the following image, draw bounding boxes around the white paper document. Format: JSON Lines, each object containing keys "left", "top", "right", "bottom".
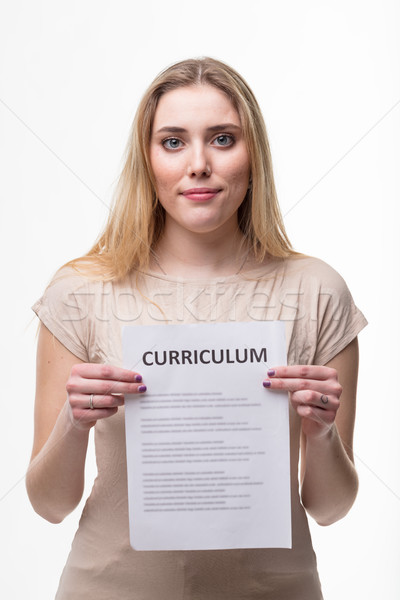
{"left": 123, "top": 321, "right": 291, "bottom": 551}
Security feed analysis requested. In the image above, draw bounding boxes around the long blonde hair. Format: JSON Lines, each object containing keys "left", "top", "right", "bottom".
{"left": 66, "top": 57, "right": 295, "bottom": 280}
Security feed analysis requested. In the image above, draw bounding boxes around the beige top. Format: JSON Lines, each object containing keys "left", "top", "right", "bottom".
{"left": 33, "top": 255, "right": 367, "bottom": 600}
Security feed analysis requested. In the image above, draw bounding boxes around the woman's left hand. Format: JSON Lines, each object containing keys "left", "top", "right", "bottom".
{"left": 263, "top": 365, "right": 343, "bottom": 440}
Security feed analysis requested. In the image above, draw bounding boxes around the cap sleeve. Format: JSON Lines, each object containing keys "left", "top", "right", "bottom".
{"left": 32, "top": 268, "right": 92, "bottom": 361}
{"left": 312, "top": 262, "right": 367, "bottom": 365}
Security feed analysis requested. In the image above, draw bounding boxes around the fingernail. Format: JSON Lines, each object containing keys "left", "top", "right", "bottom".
{"left": 134, "top": 374, "right": 143, "bottom": 383}
{"left": 263, "top": 380, "right": 271, "bottom": 388}
{"left": 267, "top": 369, "right": 276, "bottom": 377}
{"left": 138, "top": 385, "right": 147, "bottom": 393}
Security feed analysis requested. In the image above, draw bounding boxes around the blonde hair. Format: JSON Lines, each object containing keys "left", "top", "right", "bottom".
{"left": 66, "top": 57, "right": 295, "bottom": 280}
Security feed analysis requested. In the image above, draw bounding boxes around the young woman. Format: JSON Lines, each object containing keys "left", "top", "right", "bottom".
{"left": 27, "top": 57, "right": 367, "bottom": 599}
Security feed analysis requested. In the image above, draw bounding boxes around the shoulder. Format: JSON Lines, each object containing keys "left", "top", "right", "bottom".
{"left": 33, "top": 267, "right": 138, "bottom": 325}
{"left": 283, "top": 254, "right": 341, "bottom": 277}
{"left": 34, "top": 266, "right": 98, "bottom": 311}
{"left": 32, "top": 266, "right": 113, "bottom": 332}
{"left": 281, "top": 255, "right": 364, "bottom": 324}
{"left": 281, "top": 254, "right": 350, "bottom": 291}
{"left": 46, "top": 265, "right": 93, "bottom": 294}
{"left": 285, "top": 256, "right": 367, "bottom": 364}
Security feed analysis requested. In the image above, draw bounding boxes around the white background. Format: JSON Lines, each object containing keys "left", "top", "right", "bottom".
{"left": 1, "top": 1, "right": 399, "bottom": 598}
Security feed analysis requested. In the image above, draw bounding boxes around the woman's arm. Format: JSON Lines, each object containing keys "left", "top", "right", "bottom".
{"left": 299, "top": 338, "right": 359, "bottom": 525}
{"left": 263, "top": 337, "right": 359, "bottom": 526}
{"left": 26, "top": 324, "right": 145, "bottom": 524}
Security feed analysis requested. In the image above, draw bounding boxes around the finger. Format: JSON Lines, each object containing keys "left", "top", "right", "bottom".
{"left": 71, "top": 363, "right": 143, "bottom": 383}
{"left": 266, "top": 365, "right": 337, "bottom": 381}
{"left": 297, "top": 404, "right": 336, "bottom": 426}
{"left": 67, "top": 379, "right": 146, "bottom": 396}
{"left": 71, "top": 406, "right": 119, "bottom": 426}
{"left": 263, "top": 376, "right": 341, "bottom": 396}
{"left": 291, "top": 390, "right": 340, "bottom": 413}
{"left": 69, "top": 393, "right": 125, "bottom": 410}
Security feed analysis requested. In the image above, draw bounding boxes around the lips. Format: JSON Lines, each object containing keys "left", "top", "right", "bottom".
{"left": 181, "top": 187, "right": 221, "bottom": 201}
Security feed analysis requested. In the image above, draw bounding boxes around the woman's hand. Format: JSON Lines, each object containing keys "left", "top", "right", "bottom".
{"left": 66, "top": 363, "right": 146, "bottom": 430}
{"left": 263, "top": 365, "right": 342, "bottom": 440}
{"left": 262, "top": 342, "right": 359, "bottom": 525}
{"left": 28, "top": 326, "right": 149, "bottom": 522}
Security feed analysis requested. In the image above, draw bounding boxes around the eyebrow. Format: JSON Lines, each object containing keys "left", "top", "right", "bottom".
{"left": 154, "top": 123, "right": 242, "bottom": 135}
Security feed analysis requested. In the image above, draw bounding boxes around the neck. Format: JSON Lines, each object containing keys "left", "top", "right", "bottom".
{"left": 152, "top": 223, "right": 252, "bottom": 279}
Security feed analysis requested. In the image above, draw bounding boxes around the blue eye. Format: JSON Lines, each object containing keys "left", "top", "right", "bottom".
{"left": 162, "top": 138, "right": 182, "bottom": 150}
{"left": 213, "top": 134, "right": 234, "bottom": 147}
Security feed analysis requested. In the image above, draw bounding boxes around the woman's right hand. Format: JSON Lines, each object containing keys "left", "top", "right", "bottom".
{"left": 66, "top": 363, "right": 146, "bottom": 430}
{"left": 28, "top": 327, "right": 147, "bottom": 522}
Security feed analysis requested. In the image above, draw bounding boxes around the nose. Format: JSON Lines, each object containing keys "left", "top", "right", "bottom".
{"left": 186, "top": 144, "right": 211, "bottom": 177}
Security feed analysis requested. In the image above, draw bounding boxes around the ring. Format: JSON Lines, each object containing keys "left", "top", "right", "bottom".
{"left": 320, "top": 394, "right": 329, "bottom": 405}
{"left": 89, "top": 394, "right": 94, "bottom": 410}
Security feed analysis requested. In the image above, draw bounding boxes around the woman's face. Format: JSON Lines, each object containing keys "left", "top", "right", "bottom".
{"left": 149, "top": 84, "right": 250, "bottom": 239}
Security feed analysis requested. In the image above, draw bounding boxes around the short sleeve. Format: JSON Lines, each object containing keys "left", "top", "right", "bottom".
{"left": 311, "top": 261, "right": 367, "bottom": 365}
{"left": 32, "top": 269, "right": 92, "bottom": 361}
